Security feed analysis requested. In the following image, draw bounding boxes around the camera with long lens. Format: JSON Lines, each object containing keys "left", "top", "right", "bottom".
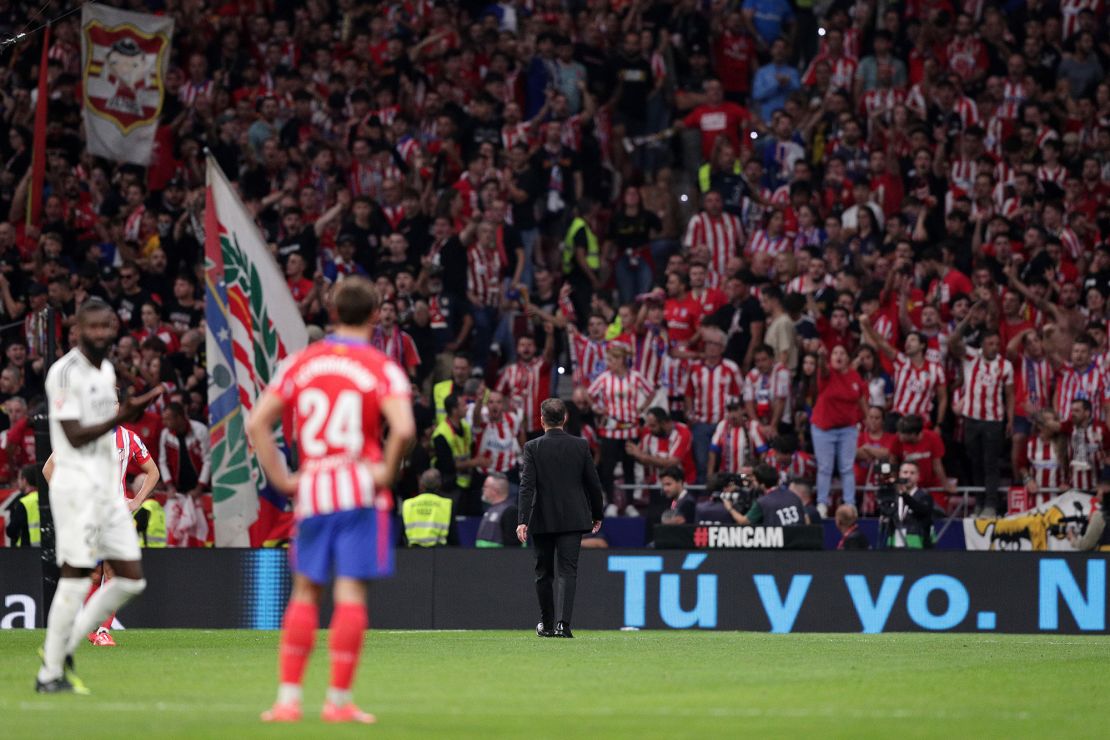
{"left": 876, "top": 461, "right": 901, "bottom": 519}
{"left": 711, "top": 472, "right": 758, "bottom": 512}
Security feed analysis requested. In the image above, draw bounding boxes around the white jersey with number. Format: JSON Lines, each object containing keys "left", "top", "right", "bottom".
{"left": 46, "top": 348, "right": 140, "bottom": 567}
{"left": 46, "top": 348, "right": 120, "bottom": 494}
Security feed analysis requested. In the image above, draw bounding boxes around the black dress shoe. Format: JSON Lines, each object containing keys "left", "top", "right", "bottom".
{"left": 536, "top": 621, "right": 555, "bottom": 637}
{"left": 554, "top": 622, "right": 574, "bottom": 638}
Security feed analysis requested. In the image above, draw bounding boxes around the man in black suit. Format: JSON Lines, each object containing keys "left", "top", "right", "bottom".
{"left": 517, "top": 398, "right": 604, "bottom": 638}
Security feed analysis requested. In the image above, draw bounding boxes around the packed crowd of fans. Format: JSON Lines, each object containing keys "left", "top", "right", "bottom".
{"left": 3, "top": 0, "right": 1110, "bottom": 546}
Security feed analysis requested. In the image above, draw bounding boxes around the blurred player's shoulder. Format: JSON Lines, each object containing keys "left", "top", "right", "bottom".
{"left": 273, "top": 339, "right": 409, "bottom": 397}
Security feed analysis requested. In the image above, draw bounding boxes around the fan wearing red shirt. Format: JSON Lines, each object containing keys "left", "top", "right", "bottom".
{"left": 678, "top": 79, "right": 751, "bottom": 160}
{"left": 890, "top": 414, "right": 954, "bottom": 506}
{"left": 713, "top": 13, "right": 758, "bottom": 102}
{"left": 688, "top": 263, "right": 728, "bottom": 317}
{"left": 134, "top": 302, "right": 180, "bottom": 354}
{"left": 921, "top": 246, "right": 973, "bottom": 322}
{"left": 663, "top": 271, "right": 703, "bottom": 346}
{"left": 284, "top": 252, "right": 319, "bottom": 319}
{"left": 855, "top": 405, "right": 898, "bottom": 489}
{"left": 810, "top": 345, "right": 867, "bottom": 513}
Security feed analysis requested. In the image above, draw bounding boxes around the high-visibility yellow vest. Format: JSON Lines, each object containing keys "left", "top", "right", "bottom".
{"left": 432, "top": 419, "right": 473, "bottom": 489}
{"left": 402, "top": 492, "right": 452, "bottom": 547}
{"left": 23, "top": 490, "right": 39, "bottom": 546}
{"left": 433, "top": 379, "right": 455, "bottom": 423}
{"left": 698, "top": 160, "right": 742, "bottom": 193}
{"left": 139, "top": 499, "right": 167, "bottom": 548}
{"left": 562, "top": 217, "right": 600, "bottom": 275}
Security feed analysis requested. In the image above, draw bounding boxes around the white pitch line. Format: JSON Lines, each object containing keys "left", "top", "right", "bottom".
{"left": 6, "top": 701, "right": 1040, "bottom": 722}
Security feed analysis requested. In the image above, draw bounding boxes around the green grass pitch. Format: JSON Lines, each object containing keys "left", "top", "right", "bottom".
{"left": 1, "top": 630, "right": 1106, "bottom": 738}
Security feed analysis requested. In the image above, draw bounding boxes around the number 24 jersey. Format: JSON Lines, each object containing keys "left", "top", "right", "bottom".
{"left": 269, "top": 338, "right": 411, "bottom": 519}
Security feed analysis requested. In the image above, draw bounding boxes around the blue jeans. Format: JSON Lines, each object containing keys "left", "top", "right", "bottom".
{"left": 472, "top": 305, "right": 499, "bottom": 368}
{"left": 810, "top": 424, "right": 858, "bottom": 507}
{"left": 650, "top": 239, "right": 678, "bottom": 281}
{"left": 519, "top": 228, "right": 539, "bottom": 290}
{"left": 616, "top": 251, "right": 654, "bottom": 305}
{"left": 691, "top": 422, "right": 715, "bottom": 485}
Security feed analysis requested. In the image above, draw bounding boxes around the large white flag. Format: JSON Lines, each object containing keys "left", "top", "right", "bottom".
{"left": 80, "top": 3, "right": 174, "bottom": 165}
{"left": 205, "top": 156, "right": 307, "bottom": 546}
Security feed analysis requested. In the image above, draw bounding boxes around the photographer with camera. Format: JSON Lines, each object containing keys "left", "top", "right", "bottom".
{"left": 1068, "top": 479, "right": 1110, "bottom": 551}
{"left": 721, "top": 463, "right": 805, "bottom": 527}
{"left": 878, "top": 462, "right": 935, "bottom": 549}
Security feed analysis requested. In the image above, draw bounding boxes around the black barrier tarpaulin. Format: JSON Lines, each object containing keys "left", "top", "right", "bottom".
{"left": 2, "top": 549, "right": 1107, "bottom": 634}
{"left": 653, "top": 525, "right": 824, "bottom": 550}
{"left": 0, "top": 547, "right": 42, "bottom": 627}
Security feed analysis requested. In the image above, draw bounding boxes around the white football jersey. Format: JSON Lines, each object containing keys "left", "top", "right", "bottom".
{"left": 46, "top": 348, "right": 119, "bottom": 494}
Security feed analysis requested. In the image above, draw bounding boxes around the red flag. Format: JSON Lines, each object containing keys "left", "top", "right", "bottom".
{"left": 27, "top": 24, "right": 50, "bottom": 226}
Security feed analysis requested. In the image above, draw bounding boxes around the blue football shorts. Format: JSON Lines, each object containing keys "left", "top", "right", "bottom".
{"left": 290, "top": 508, "right": 394, "bottom": 584}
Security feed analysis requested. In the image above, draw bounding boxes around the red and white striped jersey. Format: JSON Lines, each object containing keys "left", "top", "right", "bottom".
{"left": 1064, "top": 420, "right": 1109, "bottom": 491}
{"left": 785, "top": 273, "right": 836, "bottom": 295}
{"left": 496, "top": 357, "right": 551, "bottom": 432}
{"left": 949, "top": 158, "right": 978, "bottom": 193}
{"left": 743, "top": 364, "right": 792, "bottom": 422}
{"left": 180, "top": 80, "right": 214, "bottom": 106}
{"left": 1014, "top": 354, "right": 1054, "bottom": 417}
{"left": 1026, "top": 436, "right": 1063, "bottom": 492}
{"left": 994, "top": 161, "right": 1016, "bottom": 188}
{"left": 1055, "top": 362, "right": 1110, "bottom": 421}
{"left": 1061, "top": 0, "right": 1100, "bottom": 38}
{"left": 501, "top": 121, "right": 535, "bottom": 151}
{"left": 475, "top": 411, "right": 522, "bottom": 474}
{"left": 686, "top": 359, "right": 743, "bottom": 424}
{"left": 710, "top": 419, "right": 750, "bottom": 473}
{"left": 998, "top": 79, "right": 1030, "bottom": 120}
{"left": 661, "top": 354, "right": 691, "bottom": 398}
{"left": 1037, "top": 164, "right": 1066, "bottom": 187}
{"left": 270, "top": 337, "right": 411, "bottom": 520}
{"left": 640, "top": 421, "right": 695, "bottom": 483}
{"left": 588, "top": 370, "right": 653, "bottom": 439}
{"left": 957, "top": 347, "right": 1014, "bottom": 421}
{"left": 802, "top": 54, "right": 857, "bottom": 89}
{"left": 747, "top": 229, "right": 789, "bottom": 256}
{"left": 633, "top": 327, "right": 669, "bottom": 387}
{"left": 860, "top": 87, "right": 906, "bottom": 118}
{"left": 370, "top": 325, "right": 420, "bottom": 373}
{"left": 466, "top": 244, "right": 503, "bottom": 306}
{"left": 570, "top": 333, "right": 609, "bottom": 387}
{"left": 683, "top": 212, "right": 744, "bottom": 281}
{"left": 115, "top": 426, "right": 152, "bottom": 498}
{"left": 891, "top": 353, "right": 946, "bottom": 418}
{"left": 770, "top": 451, "right": 817, "bottom": 484}
{"left": 396, "top": 136, "right": 420, "bottom": 164}
{"left": 1048, "top": 226, "right": 1083, "bottom": 260}
{"left": 946, "top": 37, "right": 986, "bottom": 80}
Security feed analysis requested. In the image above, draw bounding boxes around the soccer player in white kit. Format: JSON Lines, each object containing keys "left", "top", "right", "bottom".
{"left": 35, "top": 299, "right": 163, "bottom": 693}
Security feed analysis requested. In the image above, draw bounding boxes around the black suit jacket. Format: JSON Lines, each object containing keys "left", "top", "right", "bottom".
{"left": 518, "top": 428, "right": 605, "bottom": 535}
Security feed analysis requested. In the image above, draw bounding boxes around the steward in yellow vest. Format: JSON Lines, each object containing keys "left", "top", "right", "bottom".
{"left": 433, "top": 354, "right": 472, "bottom": 422}
{"left": 402, "top": 470, "right": 456, "bottom": 547}
{"left": 431, "top": 394, "right": 481, "bottom": 493}
{"left": 134, "top": 498, "right": 167, "bottom": 548}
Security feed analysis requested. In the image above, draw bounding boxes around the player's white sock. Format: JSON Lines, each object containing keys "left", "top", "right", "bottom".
{"left": 326, "top": 688, "right": 352, "bottom": 706}
{"left": 66, "top": 578, "right": 146, "bottom": 655}
{"left": 37, "top": 578, "right": 88, "bottom": 682}
{"left": 277, "top": 683, "right": 303, "bottom": 706}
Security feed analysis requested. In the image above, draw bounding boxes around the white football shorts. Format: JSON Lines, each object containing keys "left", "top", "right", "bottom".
{"left": 50, "top": 470, "right": 141, "bottom": 568}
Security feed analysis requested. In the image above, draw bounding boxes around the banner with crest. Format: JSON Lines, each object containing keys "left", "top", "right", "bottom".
{"left": 80, "top": 3, "right": 173, "bottom": 165}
